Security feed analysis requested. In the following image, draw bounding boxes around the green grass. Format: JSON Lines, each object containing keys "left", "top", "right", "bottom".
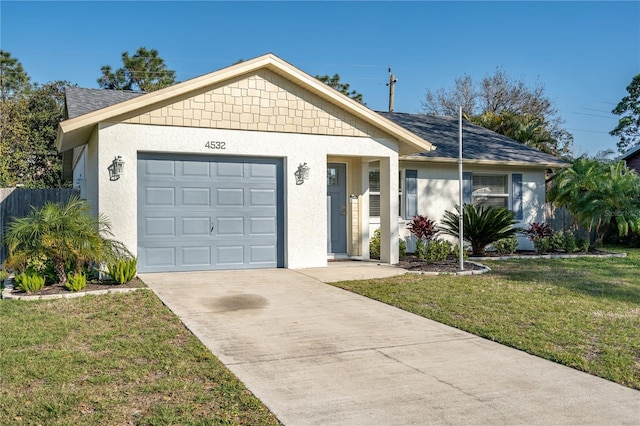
{"left": 331, "top": 246, "right": 640, "bottom": 390}
{"left": 0, "top": 291, "right": 280, "bottom": 425}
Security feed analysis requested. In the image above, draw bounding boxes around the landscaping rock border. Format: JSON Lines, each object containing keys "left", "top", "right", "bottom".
{"left": 404, "top": 261, "right": 491, "bottom": 276}
{"left": 1, "top": 275, "right": 149, "bottom": 300}
{"left": 471, "top": 252, "right": 627, "bottom": 261}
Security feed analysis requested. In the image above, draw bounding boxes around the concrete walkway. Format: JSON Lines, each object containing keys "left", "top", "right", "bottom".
{"left": 140, "top": 263, "right": 640, "bottom": 425}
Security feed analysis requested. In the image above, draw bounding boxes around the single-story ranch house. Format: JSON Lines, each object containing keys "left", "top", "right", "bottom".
{"left": 56, "top": 53, "right": 566, "bottom": 273}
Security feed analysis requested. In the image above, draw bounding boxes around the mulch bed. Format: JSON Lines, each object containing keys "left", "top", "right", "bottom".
{"left": 8, "top": 276, "right": 146, "bottom": 296}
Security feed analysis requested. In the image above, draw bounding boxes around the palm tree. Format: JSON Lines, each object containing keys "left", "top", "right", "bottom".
{"left": 469, "top": 112, "right": 558, "bottom": 155}
{"left": 548, "top": 157, "right": 640, "bottom": 246}
{"left": 440, "top": 204, "right": 519, "bottom": 256}
{"left": 4, "top": 195, "right": 128, "bottom": 285}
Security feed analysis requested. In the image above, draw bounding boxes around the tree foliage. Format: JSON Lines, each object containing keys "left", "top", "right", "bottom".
{"left": 0, "top": 52, "right": 69, "bottom": 188}
{"left": 421, "top": 68, "right": 572, "bottom": 157}
{"left": 0, "top": 50, "right": 31, "bottom": 100}
{"left": 97, "top": 47, "right": 176, "bottom": 92}
{"left": 611, "top": 73, "right": 640, "bottom": 154}
{"left": 548, "top": 157, "right": 640, "bottom": 245}
{"left": 316, "top": 73, "right": 364, "bottom": 104}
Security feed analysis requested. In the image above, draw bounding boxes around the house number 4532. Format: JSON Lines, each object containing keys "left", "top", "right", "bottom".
{"left": 205, "top": 141, "right": 226, "bottom": 150}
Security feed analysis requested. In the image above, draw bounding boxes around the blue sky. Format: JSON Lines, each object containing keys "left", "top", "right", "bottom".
{"left": 2, "top": 1, "right": 639, "bottom": 156}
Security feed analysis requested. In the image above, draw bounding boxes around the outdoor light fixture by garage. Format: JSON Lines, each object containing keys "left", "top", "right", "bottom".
{"left": 108, "top": 156, "right": 125, "bottom": 181}
{"left": 294, "top": 162, "right": 310, "bottom": 185}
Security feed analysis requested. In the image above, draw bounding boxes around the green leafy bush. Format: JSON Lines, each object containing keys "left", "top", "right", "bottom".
{"left": 576, "top": 237, "right": 590, "bottom": 252}
{"left": 369, "top": 229, "right": 381, "bottom": 259}
{"left": 369, "top": 229, "right": 408, "bottom": 259}
{"left": 415, "top": 238, "right": 426, "bottom": 259}
{"left": 0, "top": 268, "right": 8, "bottom": 283}
{"left": 549, "top": 232, "right": 566, "bottom": 252}
{"left": 425, "top": 239, "right": 452, "bottom": 263}
{"left": 533, "top": 236, "right": 551, "bottom": 254}
{"left": 107, "top": 257, "right": 137, "bottom": 284}
{"left": 563, "top": 232, "right": 577, "bottom": 253}
{"left": 452, "top": 244, "right": 469, "bottom": 261}
{"left": 65, "top": 272, "right": 87, "bottom": 292}
{"left": 399, "top": 239, "right": 407, "bottom": 258}
{"left": 15, "top": 271, "right": 45, "bottom": 293}
{"left": 493, "top": 236, "right": 519, "bottom": 254}
{"left": 440, "top": 204, "right": 519, "bottom": 256}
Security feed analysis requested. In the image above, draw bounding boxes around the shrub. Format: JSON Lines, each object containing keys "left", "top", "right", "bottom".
{"left": 549, "top": 232, "right": 566, "bottom": 252}
{"left": 533, "top": 236, "right": 551, "bottom": 254}
{"left": 440, "top": 204, "right": 519, "bottom": 256}
{"left": 399, "top": 239, "right": 407, "bottom": 258}
{"left": 415, "top": 238, "right": 426, "bottom": 259}
{"left": 522, "top": 222, "right": 553, "bottom": 241}
{"left": 407, "top": 215, "right": 438, "bottom": 242}
{"left": 563, "top": 232, "right": 577, "bottom": 253}
{"left": 65, "top": 272, "right": 87, "bottom": 292}
{"left": 370, "top": 229, "right": 409, "bottom": 259}
{"left": 452, "top": 244, "right": 469, "bottom": 261}
{"left": 493, "top": 236, "right": 519, "bottom": 254}
{"left": 369, "top": 229, "right": 381, "bottom": 259}
{"left": 576, "top": 237, "right": 590, "bottom": 252}
{"left": 425, "top": 239, "right": 452, "bottom": 263}
{"left": 15, "top": 271, "right": 45, "bottom": 293}
{"left": 107, "top": 257, "right": 137, "bottom": 284}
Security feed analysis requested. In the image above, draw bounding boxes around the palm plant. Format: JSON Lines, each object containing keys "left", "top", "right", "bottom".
{"left": 4, "top": 195, "right": 129, "bottom": 286}
{"left": 548, "top": 158, "right": 640, "bottom": 246}
{"left": 440, "top": 204, "right": 519, "bottom": 256}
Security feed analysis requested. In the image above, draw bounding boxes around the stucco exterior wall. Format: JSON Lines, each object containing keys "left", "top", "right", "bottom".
{"left": 85, "top": 129, "right": 99, "bottom": 218}
{"left": 122, "top": 70, "right": 384, "bottom": 139}
{"left": 95, "top": 122, "right": 398, "bottom": 269}
{"left": 371, "top": 162, "right": 548, "bottom": 252}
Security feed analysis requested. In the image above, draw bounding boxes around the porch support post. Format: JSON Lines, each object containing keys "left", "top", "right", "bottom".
{"left": 361, "top": 160, "right": 371, "bottom": 261}
{"left": 379, "top": 155, "right": 399, "bottom": 264}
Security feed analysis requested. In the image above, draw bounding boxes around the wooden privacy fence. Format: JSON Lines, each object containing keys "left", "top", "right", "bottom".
{"left": 0, "top": 188, "right": 78, "bottom": 265}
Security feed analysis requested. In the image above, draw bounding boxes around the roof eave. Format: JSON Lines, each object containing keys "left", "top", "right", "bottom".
{"left": 399, "top": 155, "right": 569, "bottom": 169}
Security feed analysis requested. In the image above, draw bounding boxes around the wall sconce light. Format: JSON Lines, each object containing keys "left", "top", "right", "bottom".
{"left": 294, "top": 162, "right": 310, "bottom": 185}
{"left": 108, "top": 156, "right": 125, "bottom": 181}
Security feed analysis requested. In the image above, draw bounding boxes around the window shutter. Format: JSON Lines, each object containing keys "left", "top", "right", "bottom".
{"left": 463, "top": 172, "right": 473, "bottom": 205}
{"left": 512, "top": 173, "right": 523, "bottom": 220}
{"left": 405, "top": 170, "right": 417, "bottom": 219}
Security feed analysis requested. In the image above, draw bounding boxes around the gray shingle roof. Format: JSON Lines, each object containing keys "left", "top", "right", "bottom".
{"left": 65, "top": 86, "right": 144, "bottom": 119}
{"left": 63, "top": 87, "right": 566, "bottom": 167}
{"left": 379, "top": 111, "right": 566, "bottom": 166}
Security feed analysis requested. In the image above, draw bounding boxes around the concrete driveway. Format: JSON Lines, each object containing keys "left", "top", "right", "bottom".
{"left": 140, "top": 263, "right": 640, "bottom": 425}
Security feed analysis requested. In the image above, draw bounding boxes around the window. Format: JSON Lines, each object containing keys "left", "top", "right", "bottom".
{"left": 472, "top": 174, "right": 508, "bottom": 208}
{"left": 369, "top": 168, "right": 380, "bottom": 217}
{"left": 368, "top": 168, "right": 407, "bottom": 218}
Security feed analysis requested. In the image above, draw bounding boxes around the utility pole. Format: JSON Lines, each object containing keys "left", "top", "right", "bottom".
{"left": 386, "top": 67, "right": 397, "bottom": 112}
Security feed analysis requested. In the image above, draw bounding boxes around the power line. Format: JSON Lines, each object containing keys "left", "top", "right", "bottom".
{"left": 566, "top": 128, "right": 612, "bottom": 134}
{"left": 570, "top": 111, "right": 615, "bottom": 119}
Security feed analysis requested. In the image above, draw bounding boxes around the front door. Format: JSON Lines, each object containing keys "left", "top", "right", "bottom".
{"left": 327, "top": 163, "right": 347, "bottom": 253}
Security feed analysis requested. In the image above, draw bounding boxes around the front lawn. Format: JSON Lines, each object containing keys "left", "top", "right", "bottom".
{"left": 0, "top": 291, "right": 280, "bottom": 425}
{"left": 331, "top": 246, "right": 640, "bottom": 390}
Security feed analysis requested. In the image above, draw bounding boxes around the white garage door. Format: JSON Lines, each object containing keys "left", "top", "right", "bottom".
{"left": 137, "top": 154, "right": 284, "bottom": 273}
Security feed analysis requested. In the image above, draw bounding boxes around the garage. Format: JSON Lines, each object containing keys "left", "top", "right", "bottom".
{"left": 137, "top": 153, "right": 284, "bottom": 273}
